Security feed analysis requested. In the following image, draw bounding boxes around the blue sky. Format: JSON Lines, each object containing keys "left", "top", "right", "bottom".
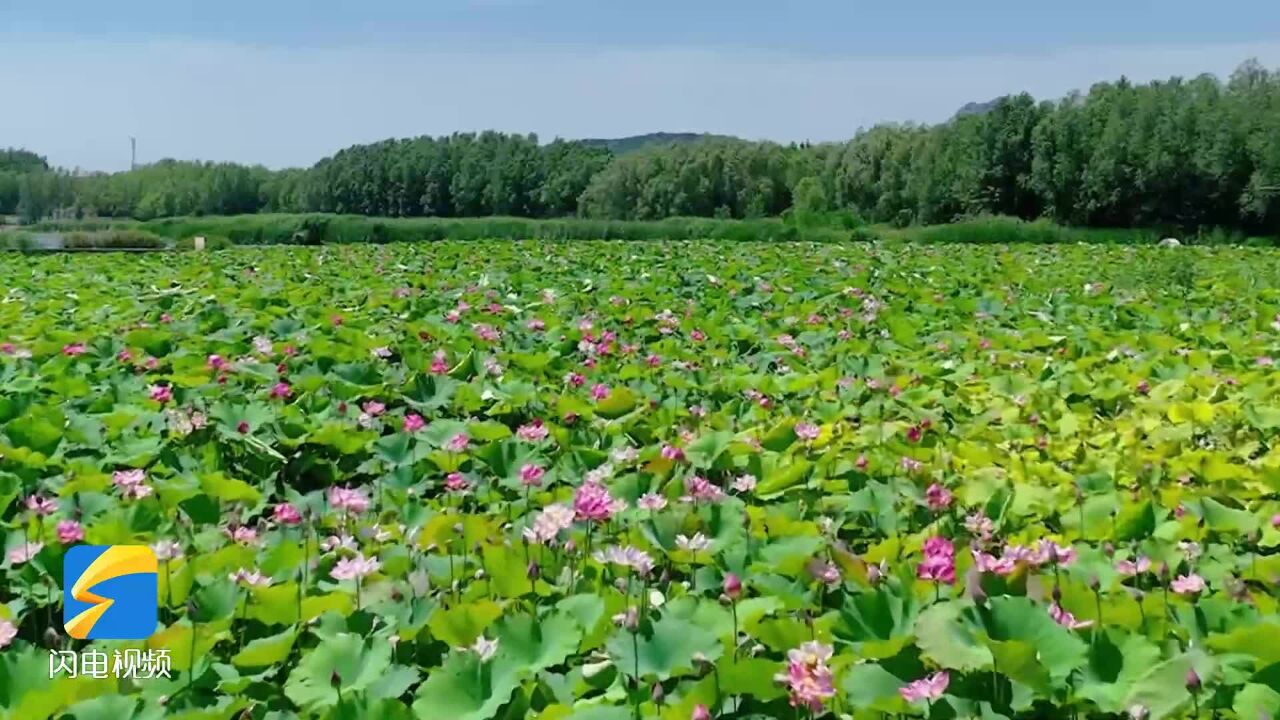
{"left": 4, "top": 0, "right": 1280, "bottom": 170}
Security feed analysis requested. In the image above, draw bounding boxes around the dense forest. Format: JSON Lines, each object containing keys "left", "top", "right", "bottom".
{"left": 4, "top": 60, "right": 1279, "bottom": 234}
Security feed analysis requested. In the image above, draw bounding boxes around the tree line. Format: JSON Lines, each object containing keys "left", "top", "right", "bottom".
{"left": 4, "top": 60, "right": 1278, "bottom": 234}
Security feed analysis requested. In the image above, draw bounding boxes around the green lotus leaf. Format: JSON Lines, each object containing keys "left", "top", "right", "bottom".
{"left": 606, "top": 614, "right": 723, "bottom": 681}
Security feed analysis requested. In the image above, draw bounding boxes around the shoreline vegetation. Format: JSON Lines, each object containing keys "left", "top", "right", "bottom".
{"left": 0, "top": 213, "right": 1272, "bottom": 252}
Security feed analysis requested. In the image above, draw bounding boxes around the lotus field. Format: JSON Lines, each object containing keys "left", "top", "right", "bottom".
{"left": 5, "top": 241, "right": 1280, "bottom": 720}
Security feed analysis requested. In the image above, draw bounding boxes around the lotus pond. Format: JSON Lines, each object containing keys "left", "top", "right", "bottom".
{"left": 2, "top": 241, "right": 1280, "bottom": 720}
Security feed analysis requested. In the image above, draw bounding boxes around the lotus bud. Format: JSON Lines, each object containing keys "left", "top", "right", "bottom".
{"left": 1185, "top": 668, "right": 1201, "bottom": 692}
{"left": 691, "top": 705, "right": 711, "bottom": 720}
{"left": 1089, "top": 576, "right": 1101, "bottom": 591}
{"left": 1052, "top": 584, "right": 1062, "bottom": 602}
{"left": 614, "top": 577, "right": 628, "bottom": 592}
{"left": 331, "top": 670, "right": 342, "bottom": 688}
{"left": 651, "top": 682, "right": 665, "bottom": 706}
{"left": 526, "top": 560, "right": 540, "bottom": 580}
{"left": 1159, "top": 562, "right": 1171, "bottom": 580}
{"left": 1103, "top": 542, "right": 1115, "bottom": 557}
{"left": 723, "top": 573, "right": 742, "bottom": 601}
{"left": 43, "top": 627, "right": 60, "bottom": 647}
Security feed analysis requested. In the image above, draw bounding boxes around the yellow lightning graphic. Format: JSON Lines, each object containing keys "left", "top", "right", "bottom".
{"left": 64, "top": 546, "right": 157, "bottom": 639}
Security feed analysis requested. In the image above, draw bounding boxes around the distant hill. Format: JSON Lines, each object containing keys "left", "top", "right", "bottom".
{"left": 578, "top": 132, "right": 738, "bottom": 155}
{"left": 953, "top": 98, "right": 1002, "bottom": 119}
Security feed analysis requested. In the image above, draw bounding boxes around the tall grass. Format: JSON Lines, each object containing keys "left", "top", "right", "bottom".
{"left": 895, "top": 216, "right": 1158, "bottom": 245}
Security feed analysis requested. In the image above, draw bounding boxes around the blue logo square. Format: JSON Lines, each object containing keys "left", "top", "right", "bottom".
{"left": 63, "top": 545, "right": 158, "bottom": 640}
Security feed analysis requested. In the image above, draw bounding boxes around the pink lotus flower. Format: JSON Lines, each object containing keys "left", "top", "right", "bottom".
{"left": 660, "top": 444, "right": 685, "bottom": 462}
{"left": 972, "top": 549, "right": 1016, "bottom": 576}
{"left": 681, "top": 475, "right": 725, "bottom": 503}
{"left": 732, "top": 474, "right": 757, "bottom": 493}
{"left": 794, "top": 422, "right": 820, "bottom": 441}
{"left": 1171, "top": 573, "right": 1206, "bottom": 596}
{"left": 1030, "top": 539, "right": 1077, "bottom": 566}
{"left": 593, "top": 545, "right": 655, "bottom": 576}
{"left": 1049, "top": 602, "right": 1093, "bottom": 630}
{"left": 519, "top": 463, "right": 545, "bottom": 487}
{"left": 646, "top": 353, "right": 662, "bottom": 368}
{"left": 229, "top": 568, "right": 272, "bottom": 587}
{"left": 690, "top": 705, "right": 711, "bottom": 720}
{"left": 112, "top": 469, "right": 146, "bottom": 491}
{"left": 328, "top": 486, "right": 370, "bottom": 514}
{"left": 151, "top": 539, "right": 183, "bottom": 561}
{"left": 149, "top": 384, "right": 173, "bottom": 403}
{"left": 117, "top": 348, "right": 133, "bottom": 363}
{"left": 899, "top": 671, "right": 949, "bottom": 703}
{"left": 24, "top": 495, "right": 57, "bottom": 516}
{"left": 523, "top": 504, "right": 576, "bottom": 545}
{"left": 1116, "top": 556, "right": 1152, "bottom": 576}
{"left": 1272, "top": 513, "right": 1280, "bottom": 529}
{"left": 56, "top": 520, "right": 85, "bottom": 544}
{"left": 445, "top": 472, "right": 470, "bottom": 492}
{"left": 0, "top": 619, "right": 16, "bottom": 648}
{"left": 445, "top": 432, "right": 470, "bottom": 453}
{"left": 517, "top": 419, "right": 549, "bottom": 442}
{"left": 637, "top": 493, "right": 667, "bottom": 511}
{"left": 964, "top": 511, "right": 994, "bottom": 540}
{"left": 774, "top": 641, "right": 835, "bottom": 712}
{"left": 269, "top": 382, "right": 292, "bottom": 399}
{"left": 900, "top": 456, "right": 924, "bottom": 473}
{"left": 430, "top": 350, "right": 449, "bottom": 374}
{"left": 565, "top": 372, "right": 586, "bottom": 387}
{"left": 403, "top": 413, "right": 425, "bottom": 432}
{"left": 6, "top": 543, "right": 43, "bottom": 565}
{"left": 273, "top": 503, "right": 303, "bottom": 526}
{"left": 917, "top": 536, "right": 956, "bottom": 585}
{"left": 62, "top": 343, "right": 87, "bottom": 356}
{"left": 574, "top": 481, "right": 619, "bottom": 522}
{"left": 330, "top": 315, "right": 343, "bottom": 326}
{"left": 590, "top": 383, "right": 610, "bottom": 400}
{"left": 925, "top": 483, "right": 953, "bottom": 511}
{"left": 807, "top": 559, "right": 841, "bottom": 586}
{"left": 207, "top": 354, "right": 228, "bottom": 371}
{"left": 331, "top": 553, "right": 381, "bottom": 581}
{"left": 472, "top": 323, "right": 500, "bottom": 342}
{"left": 320, "top": 534, "right": 358, "bottom": 554}
{"left": 224, "top": 526, "right": 259, "bottom": 545}
{"left": 526, "top": 318, "right": 545, "bottom": 331}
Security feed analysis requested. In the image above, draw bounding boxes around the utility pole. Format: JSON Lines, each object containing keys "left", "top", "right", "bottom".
{"left": 130, "top": 137, "right": 136, "bottom": 170}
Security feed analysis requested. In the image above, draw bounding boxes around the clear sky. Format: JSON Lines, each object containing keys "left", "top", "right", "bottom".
{"left": 4, "top": 0, "right": 1280, "bottom": 171}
